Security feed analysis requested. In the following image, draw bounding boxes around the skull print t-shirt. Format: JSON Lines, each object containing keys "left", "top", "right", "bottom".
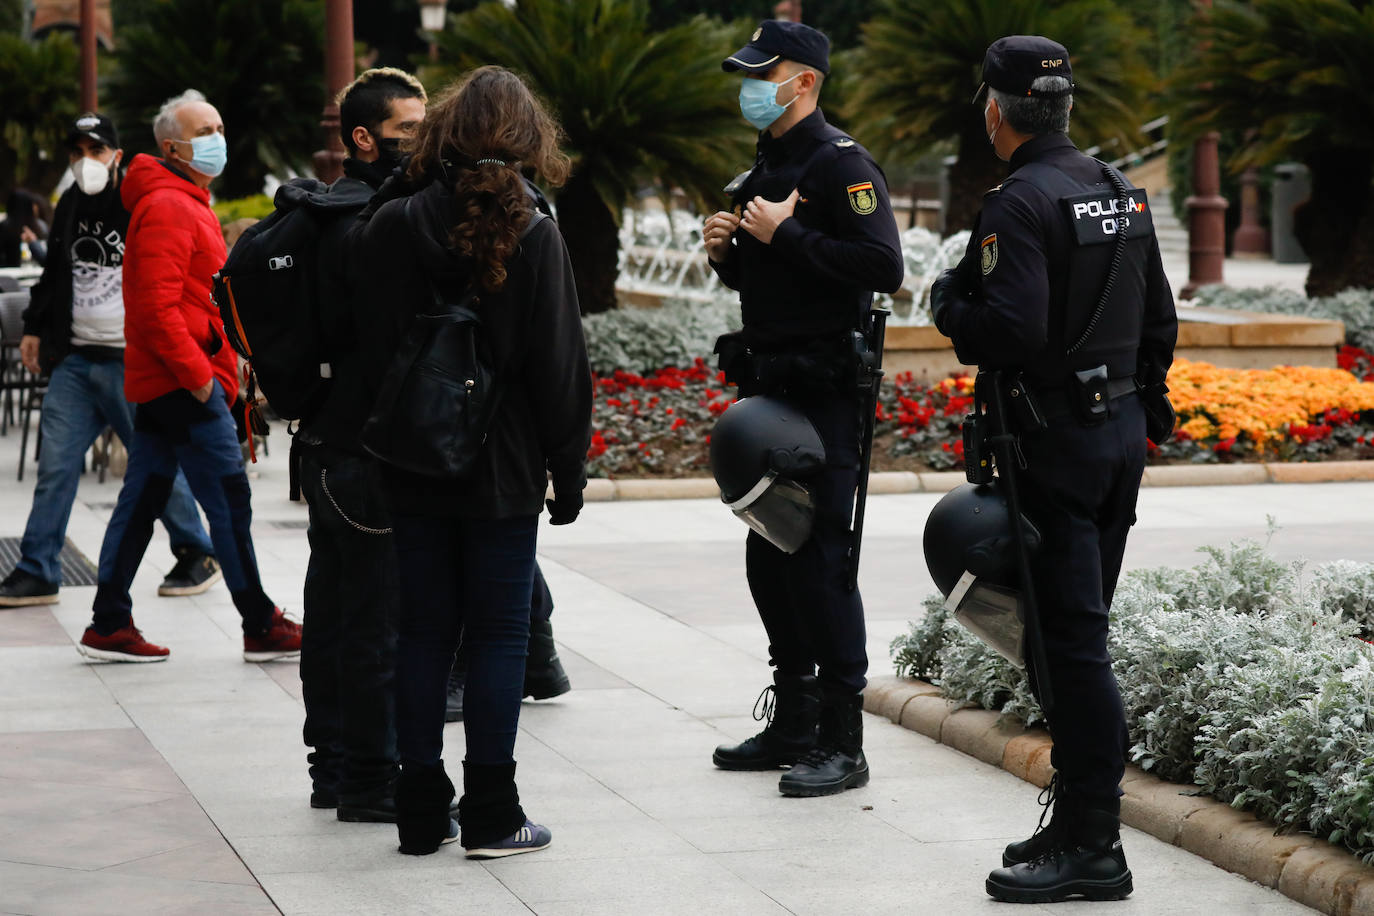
{"left": 68, "top": 189, "right": 129, "bottom": 349}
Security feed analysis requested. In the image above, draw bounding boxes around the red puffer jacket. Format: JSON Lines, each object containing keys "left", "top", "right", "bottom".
{"left": 119, "top": 154, "right": 236, "bottom": 404}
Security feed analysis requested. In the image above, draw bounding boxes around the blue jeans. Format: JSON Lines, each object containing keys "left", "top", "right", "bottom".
{"left": 392, "top": 513, "right": 537, "bottom": 769}
{"left": 15, "top": 352, "right": 211, "bottom": 585}
{"left": 91, "top": 381, "right": 274, "bottom": 635}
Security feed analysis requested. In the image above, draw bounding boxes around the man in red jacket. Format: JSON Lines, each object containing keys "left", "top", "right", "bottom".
{"left": 77, "top": 90, "right": 301, "bottom": 663}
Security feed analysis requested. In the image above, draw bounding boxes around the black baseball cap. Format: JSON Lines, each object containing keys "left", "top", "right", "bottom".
{"left": 973, "top": 36, "right": 1073, "bottom": 103}
{"left": 723, "top": 21, "right": 830, "bottom": 76}
{"left": 67, "top": 112, "right": 119, "bottom": 150}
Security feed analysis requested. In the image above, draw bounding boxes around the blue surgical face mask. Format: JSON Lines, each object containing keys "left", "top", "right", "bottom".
{"left": 739, "top": 72, "right": 801, "bottom": 131}
{"left": 175, "top": 132, "right": 228, "bottom": 178}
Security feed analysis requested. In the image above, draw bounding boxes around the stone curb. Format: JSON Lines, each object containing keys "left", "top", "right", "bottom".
{"left": 862, "top": 675, "right": 1374, "bottom": 916}
{"left": 583, "top": 461, "right": 1374, "bottom": 501}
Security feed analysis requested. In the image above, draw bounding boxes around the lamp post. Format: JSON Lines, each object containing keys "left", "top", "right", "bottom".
{"left": 419, "top": 0, "right": 446, "bottom": 63}
{"left": 80, "top": 0, "right": 97, "bottom": 111}
{"left": 1181, "top": 0, "right": 1226, "bottom": 298}
{"left": 312, "top": 0, "right": 355, "bottom": 184}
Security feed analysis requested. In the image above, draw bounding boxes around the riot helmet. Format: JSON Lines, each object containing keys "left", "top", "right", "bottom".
{"left": 923, "top": 482, "right": 1041, "bottom": 667}
{"left": 710, "top": 396, "right": 827, "bottom": 554}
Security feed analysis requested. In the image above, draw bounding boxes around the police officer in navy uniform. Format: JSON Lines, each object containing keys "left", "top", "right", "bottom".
{"left": 703, "top": 21, "right": 904, "bottom": 797}
{"left": 930, "top": 36, "right": 1177, "bottom": 903}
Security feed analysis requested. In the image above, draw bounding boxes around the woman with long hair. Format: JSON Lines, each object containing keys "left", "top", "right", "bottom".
{"left": 349, "top": 66, "right": 591, "bottom": 858}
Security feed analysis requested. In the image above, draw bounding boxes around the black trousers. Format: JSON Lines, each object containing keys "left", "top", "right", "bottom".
{"left": 1016, "top": 394, "right": 1146, "bottom": 803}
{"left": 745, "top": 392, "right": 868, "bottom": 692}
{"left": 299, "top": 446, "right": 399, "bottom": 799}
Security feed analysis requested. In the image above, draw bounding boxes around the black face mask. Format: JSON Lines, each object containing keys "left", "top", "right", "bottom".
{"left": 377, "top": 137, "right": 404, "bottom": 167}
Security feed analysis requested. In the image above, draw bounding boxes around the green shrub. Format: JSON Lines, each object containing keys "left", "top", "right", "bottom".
{"left": 212, "top": 195, "right": 275, "bottom": 225}
{"left": 582, "top": 295, "right": 740, "bottom": 375}
{"left": 890, "top": 535, "right": 1374, "bottom": 861}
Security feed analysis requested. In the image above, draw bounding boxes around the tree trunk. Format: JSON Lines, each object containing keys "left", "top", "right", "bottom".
{"left": 944, "top": 124, "right": 1006, "bottom": 236}
{"left": 1295, "top": 150, "right": 1374, "bottom": 297}
{"left": 554, "top": 171, "right": 621, "bottom": 314}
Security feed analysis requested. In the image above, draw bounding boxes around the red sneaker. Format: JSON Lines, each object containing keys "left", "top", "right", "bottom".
{"left": 243, "top": 608, "right": 302, "bottom": 662}
{"left": 78, "top": 623, "right": 170, "bottom": 663}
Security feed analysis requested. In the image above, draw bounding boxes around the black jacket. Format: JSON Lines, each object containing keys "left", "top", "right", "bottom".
{"left": 21, "top": 180, "right": 128, "bottom": 372}
{"left": 941, "top": 133, "right": 1177, "bottom": 384}
{"left": 296, "top": 157, "right": 392, "bottom": 454}
{"left": 346, "top": 175, "right": 592, "bottom": 519}
{"left": 710, "top": 109, "right": 904, "bottom": 349}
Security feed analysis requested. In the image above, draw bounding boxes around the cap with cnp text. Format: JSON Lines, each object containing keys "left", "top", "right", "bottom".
{"left": 973, "top": 36, "right": 1073, "bottom": 103}
{"left": 66, "top": 112, "right": 119, "bottom": 150}
{"left": 723, "top": 20, "right": 830, "bottom": 77}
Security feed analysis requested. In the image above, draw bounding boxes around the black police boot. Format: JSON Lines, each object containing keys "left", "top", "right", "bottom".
{"left": 712, "top": 673, "right": 820, "bottom": 770}
{"left": 985, "top": 803, "right": 1133, "bottom": 904}
{"left": 524, "top": 619, "right": 571, "bottom": 700}
{"left": 445, "top": 657, "right": 466, "bottom": 723}
{"left": 1003, "top": 774, "right": 1065, "bottom": 866}
{"left": 777, "top": 686, "right": 869, "bottom": 797}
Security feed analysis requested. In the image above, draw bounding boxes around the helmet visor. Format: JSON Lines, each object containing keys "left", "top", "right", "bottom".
{"left": 725, "top": 470, "right": 815, "bottom": 554}
{"left": 944, "top": 571, "right": 1026, "bottom": 668}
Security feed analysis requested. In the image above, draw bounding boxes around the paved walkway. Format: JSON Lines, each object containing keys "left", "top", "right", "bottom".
{"left": 2, "top": 423, "right": 1359, "bottom": 914}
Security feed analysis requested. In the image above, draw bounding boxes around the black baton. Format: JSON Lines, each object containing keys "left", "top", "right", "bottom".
{"left": 847, "top": 303, "right": 890, "bottom": 593}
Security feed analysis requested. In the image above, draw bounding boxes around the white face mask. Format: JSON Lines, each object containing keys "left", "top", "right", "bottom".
{"left": 71, "top": 156, "right": 114, "bottom": 196}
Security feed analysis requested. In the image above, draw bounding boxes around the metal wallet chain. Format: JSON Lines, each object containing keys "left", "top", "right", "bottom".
{"left": 319, "top": 469, "right": 393, "bottom": 536}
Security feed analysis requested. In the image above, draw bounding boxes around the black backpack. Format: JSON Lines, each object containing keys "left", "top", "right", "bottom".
{"left": 212, "top": 178, "right": 372, "bottom": 421}
{"left": 361, "top": 205, "right": 548, "bottom": 479}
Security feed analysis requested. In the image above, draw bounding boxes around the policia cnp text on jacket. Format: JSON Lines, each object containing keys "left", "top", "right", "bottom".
{"left": 930, "top": 36, "right": 1177, "bottom": 904}
{"left": 702, "top": 21, "right": 903, "bottom": 798}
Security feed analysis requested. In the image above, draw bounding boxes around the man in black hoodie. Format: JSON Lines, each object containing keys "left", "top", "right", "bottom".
{"left": 1, "top": 113, "right": 218, "bottom": 609}
{"left": 295, "top": 69, "right": 427, "bottom": 822}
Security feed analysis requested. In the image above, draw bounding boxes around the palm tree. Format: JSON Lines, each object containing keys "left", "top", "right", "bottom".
{"left": 1172, "top": 0, "right": 1374, "bottom": 297}
{"left": 0, "top": 33, "right": 79, "bottom": 199}
{"left": 844, "top": 0, "right": 1154, "bottom": 235}
{"left": 429, "top": 0, "right": 751, "bottom": 313}
{"left": 104, "top": 0, "right": 324, "bottom": 200}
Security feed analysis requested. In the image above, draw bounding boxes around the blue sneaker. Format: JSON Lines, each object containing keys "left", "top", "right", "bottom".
{"left": 464, "top": 820, "right": 551, "bottom": 859}
{"left": 440, "top": 818, "right": 460, "bottom": 845}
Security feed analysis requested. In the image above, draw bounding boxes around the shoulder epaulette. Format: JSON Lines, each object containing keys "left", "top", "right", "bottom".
{"left": 832, "top": 137, "right": 856, "bottom": 149}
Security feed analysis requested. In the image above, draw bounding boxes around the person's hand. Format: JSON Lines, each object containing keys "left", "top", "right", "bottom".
{"left": 545, "top": 489, "right": 584, "bottom": 525}
{"left": 702, "top": 211, "right": 741, "bottom": 263}
{"left": 191, "top": 380, "right": 215, "bottom": 403}
{"left": 929, "top": 268, "right": 964, "bottom": 334}
{"left": 19, "top": 226, "right": 37, "bottom": 244}
{"left": 19, "top": 335, "right": 40, "bottom": 375}
{"left": 740, "top": 189, "right": 800, "bottom": 245}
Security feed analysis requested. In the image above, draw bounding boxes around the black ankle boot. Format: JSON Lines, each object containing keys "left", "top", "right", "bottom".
{"left": 1003, "top": 775, "right": 1065, "bottom": 866}
{"left": 713, "top": 673, "right": 820, "bottom": 770}
{"left": 778, "top": 685, "right": 869, "bottom": 797}
{"left": 524, "top": 619, "right": 571, "bottom": 700}
{"left": 396, "top": 762, "right": 456, "bottom": 855}
{"left": 986, "top": 804, "right": 1133, "bottom": 903}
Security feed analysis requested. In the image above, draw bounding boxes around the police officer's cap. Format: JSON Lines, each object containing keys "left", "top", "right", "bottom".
{"left": 973, "top": 35, "right": 1073, "bottom": 104}
{"left": 67, "top": 112, "right": 119, "bottom": 150}
{"left": 723, "top": 21, "right": 830, "bottom": 77}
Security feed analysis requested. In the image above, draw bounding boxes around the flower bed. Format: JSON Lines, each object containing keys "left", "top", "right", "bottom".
{"left": 889, "top": 536, "right": 1374, "bottom": 862}
{"left": 586, "top": 355, "right": 1374, "bottom": 477}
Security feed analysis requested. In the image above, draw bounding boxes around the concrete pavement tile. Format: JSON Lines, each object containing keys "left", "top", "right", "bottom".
{"left": 232, "top": 826, "right": 427, "bottom": 875}
{"left": 0, "top": 796, "right": 222, "bottom": 871}
{"left": 259, "top": 864, "right": 527, "bottom": 916}
{"left": 0, "top": 647, "right": 116, "bottom": 711}
{"left": 482, "top": 851, "right": 761, "bottom": 906}
{"left": 259, "top": 658, "right": 303, "bottom": 701}
{"left": 662, "top": 807, "right": 908, "bottom": 854}
{"left": 0, "top": 860, "right": 276, "bottom": 916}
{"left": 531, "top": 892, "right": 791, "bottom": 916}
{"left": 0, "top": 701, "right": 132, "bottom": 734}
{"left": 0, "top": 776, "right": 184, "bottom": 831}
{"left": 103, "top": 837, "right": 258, "bottom": 886}
{"left": 553, "top": 646, "right": 633, "bottom": 690}
{"left": 0, "top": 728, "right": 187, "bottom": 794}
{"left": 0, "top": 606, "right": 71, "bottom": 647}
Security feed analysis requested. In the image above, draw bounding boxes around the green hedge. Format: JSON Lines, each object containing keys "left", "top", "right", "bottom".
{"left": 891, "top": 533, "right": 1374, "bottom": 861}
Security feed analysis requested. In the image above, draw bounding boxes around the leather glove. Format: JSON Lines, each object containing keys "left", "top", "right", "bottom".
{"left": 545, "top": 488, "right": 584, "bottom": 525}
{"left": 929, "top": 268, "right": 963, "bottom": 334}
